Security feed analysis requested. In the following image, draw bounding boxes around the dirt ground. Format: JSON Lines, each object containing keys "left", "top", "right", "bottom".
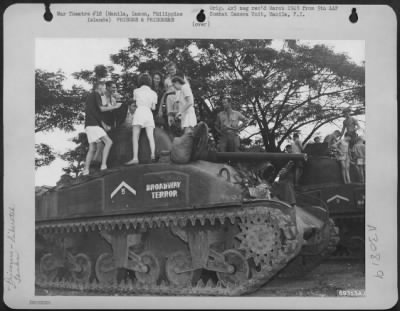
{"left": 36, "top": 260, "right": 364, "bottom": 297}
{"left": 250, "top": 260, "right": 365, "bottom": 297}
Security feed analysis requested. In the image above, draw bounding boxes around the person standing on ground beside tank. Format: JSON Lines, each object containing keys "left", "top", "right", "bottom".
{"left": 336, "top": 132, "right": 352, "bottom": 184}
{"left": 125, "top": 74, "right": 158, "bottom": 165}
{"left": 215, "top": 95, "right": 248, "bottom": 152}
{"left": 352, "top": 136, "right": 365, "bottom": 183}
{"left": 171, "top": 75, "right": 197, "bottom": 134}
{"left": 341, "top": 108, "right": 360, "bottom": 147}
{"left": 83, "top": 81, "right": 122, "bottom": 175}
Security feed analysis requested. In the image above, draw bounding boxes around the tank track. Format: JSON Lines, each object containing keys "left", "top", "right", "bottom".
{"left": 36, "top": 203, "right": 302, "bottom": 296}
{"left": 277, "top": 218, "right": 340, "bottom": 278}
{"left": 329, "top": 214, "right": 364, "bottom": 260}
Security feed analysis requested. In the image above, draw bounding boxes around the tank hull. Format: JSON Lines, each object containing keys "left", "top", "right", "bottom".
{"left": 36, "top": 160, "right": 338, "bottom": 295}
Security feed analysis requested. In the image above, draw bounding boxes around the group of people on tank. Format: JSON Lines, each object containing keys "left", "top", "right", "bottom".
{"left": 82, "top": 61, "right": 249, "bottom": 176}
{"left": 284, "top": 107, "right": 365, "bottom": 184}
{"left": 82, "top": 63, "right": 364, "bottom": 185}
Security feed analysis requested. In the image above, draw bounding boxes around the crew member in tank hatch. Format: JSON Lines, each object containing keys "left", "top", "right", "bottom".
{"left": 125, "top": 73, "right": 157, "bottom": 165}
{"left": 83, "top": 81, "right": 122, "bottom": 175}
{"left": 171, "top": 75, "right": 197, "bottom": 134}
{"left": 215, "top": 95, "right": 248, "bottom": 152}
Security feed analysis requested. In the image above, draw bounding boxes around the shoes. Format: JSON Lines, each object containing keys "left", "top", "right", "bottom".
{"left": 125, "top": 159, "right": 139, "bottom": 165}
{"left": 100, "top": 165, "right": 108, "bottom": 171}
{"left": 82, "top": 169, "right": 90, "bottom": 176}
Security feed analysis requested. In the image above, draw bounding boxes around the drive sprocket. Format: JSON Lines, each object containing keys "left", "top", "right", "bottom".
{"left": 236, "top": 209, "right": 284, "bottom": 267}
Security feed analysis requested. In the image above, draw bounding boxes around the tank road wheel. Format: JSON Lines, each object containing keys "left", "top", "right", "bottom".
{"left": 70, "top": 253, "right": 92, "bottom": 283}
{"left": 39, "top": 253, "right": 59, "bottom": 282}
{"left": 135, "top": 251, "right": 161, "bottom": 285}
{"left": 216, "top": 249, "right": 250, "bottom": 286}
{"left": 95, "top": 253, "right": 118, "bottom": 284}
{"left": 165, "top": 251, "right": 194, "bottom": 287}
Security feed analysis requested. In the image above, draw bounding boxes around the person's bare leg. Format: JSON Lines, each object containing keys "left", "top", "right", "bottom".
{"left": 340, "top": 161, "right": 347, "bottom": 184}
{"left": 93, "top": 141, "right": 103, "bottom": 163}
{"left": 126, "top": 125, "right": 141, "bottom": 164}
{"left": 83, "top": 142, "right": 96, "bottom": 175}
{"left": 99, "top": 135, "right": 113, "bottom": 170}
{"left": 145, "top": 127, "right": 156, "bottom": 159}
{"left": 361, "top": 165, "right": 365, "bottom": 183}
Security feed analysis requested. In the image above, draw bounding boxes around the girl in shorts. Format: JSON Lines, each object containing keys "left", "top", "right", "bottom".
{"left": 171, "top": 75, "right": 197, "bottom": 134}
{"left": 125, "top": 74, "right": 158, "bottom": 165}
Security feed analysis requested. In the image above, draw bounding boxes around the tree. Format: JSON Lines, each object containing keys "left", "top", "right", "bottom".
{"left": 59, "top": 132, "right": 88, "bottom": 177}
{"left": 35, "top": 69, "right": 86, "bottom": 168}
{"left": 109, "top": 39, "right": 365, "bottom": 151}
{"left": 35, "top": 143, "right": 56, "bottom": 167}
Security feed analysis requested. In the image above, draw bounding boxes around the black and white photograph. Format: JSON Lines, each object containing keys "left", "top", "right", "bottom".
{"left": 34, "top": 38, "right": 366, "bottom": 297}
{"left": 3, "top": 3, "right": 397, "bottom": 309}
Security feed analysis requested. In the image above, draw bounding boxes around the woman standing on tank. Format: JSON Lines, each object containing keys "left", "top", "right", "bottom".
{"left": 125, "top": 73, "right": 158, "bottom": 165}
{"left": 172, "top": 75, "right": 197, "bottom": 134}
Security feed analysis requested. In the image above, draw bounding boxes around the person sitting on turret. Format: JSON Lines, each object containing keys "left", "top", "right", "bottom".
{"left": 171, "top": 75, "right": 197, "bottom": 134}
{"left": 215, "top": 95, "right": 248, "bottom": 152}
{"left": 125, "top": 74, "right": 158, "bottom": 165}
{"left": 82, "top": 81, "right": 122, "bottom": 175}
{"left": 336, "top": 132, "right": 352, "bottom": 184}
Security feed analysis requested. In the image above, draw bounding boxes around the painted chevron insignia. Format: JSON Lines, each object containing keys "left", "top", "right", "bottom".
{"left": 110, "top": 181, "right": 136, "bottom": 199}
{"left": 326, "top": 194, "right": 350, "bottom": 203}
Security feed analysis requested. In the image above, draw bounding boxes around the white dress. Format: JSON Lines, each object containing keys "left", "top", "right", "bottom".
{"left": 132, "top": 85, "right": 157, "bottom": 128}
{"left": 178, "top": 84, "right": 197, "bottom": 128}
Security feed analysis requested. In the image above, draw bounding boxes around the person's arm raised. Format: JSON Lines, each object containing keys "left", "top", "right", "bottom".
{"left": 99, "top": 102, "right": 122, "bottom": 112}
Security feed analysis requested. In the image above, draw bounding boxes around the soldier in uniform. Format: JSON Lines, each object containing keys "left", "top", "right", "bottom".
{"left": 215, "top": 95, "right": 248, "bottom": 152}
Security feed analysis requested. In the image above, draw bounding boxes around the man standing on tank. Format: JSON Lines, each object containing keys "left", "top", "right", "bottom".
{"left": 215, "top": 95, "right": 248, "bottom": 152}
{"left": 341, "top": 107, "right": 360, "bottom": 147}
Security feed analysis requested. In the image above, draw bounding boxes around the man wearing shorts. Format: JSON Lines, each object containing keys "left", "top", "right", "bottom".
{"left": 83, "top": 81, "right": 122, "bottom": 175}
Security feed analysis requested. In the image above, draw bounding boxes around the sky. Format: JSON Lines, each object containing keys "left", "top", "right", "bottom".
{"left": 35, "top": 39, "right": 365, "bottom": 186}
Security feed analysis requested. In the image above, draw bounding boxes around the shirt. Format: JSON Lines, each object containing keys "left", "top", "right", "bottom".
{"left": 217, "top": 110, "right": 245, "bottom": 134}
{"left": 84, "top": 92, "right": 104, "bottom": 127}
{"left": 177, "top": 83, "right": 194, "bottom": 108}
{"left": 133, "top": 85, "right": 157, "bottom": 110}
{"left": 290, "top": 140, "right": 303, "bottom": 153}
{"left": 352, "top": 143, "right": 365, "bottom": 159}
{"left": 343, "top": 116, "right": 359, "bottom": 133}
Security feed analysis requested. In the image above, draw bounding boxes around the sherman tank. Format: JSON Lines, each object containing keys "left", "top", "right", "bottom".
{"left": 35, "top": 124, "right": 339, "bottom": 296}
{"left": 296, "top": 143, "right": 365, "bottom": 259}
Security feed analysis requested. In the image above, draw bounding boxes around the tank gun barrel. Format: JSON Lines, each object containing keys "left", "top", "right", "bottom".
{"left": 205, "top": 151, "right": 307, "bottom": 162}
